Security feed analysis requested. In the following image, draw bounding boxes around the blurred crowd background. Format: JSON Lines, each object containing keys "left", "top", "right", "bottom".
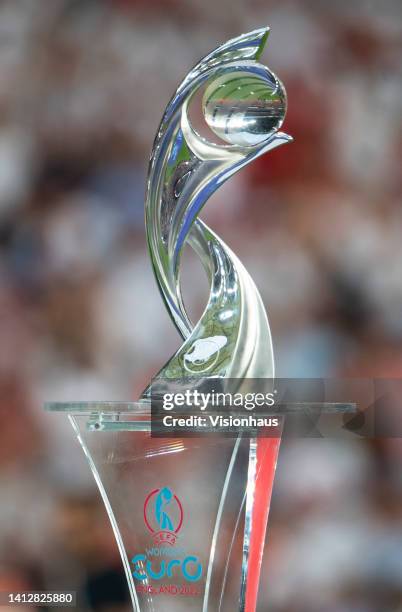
{"left": 0, "top": 0, "right": 401, "bottom": 610}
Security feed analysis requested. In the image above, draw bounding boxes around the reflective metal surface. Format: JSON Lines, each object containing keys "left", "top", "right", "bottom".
{"left": 143, "top": 27, "right": 292, "bottom": 388}
{"left": 203, "top": 70, "right": 286, "bottom": 146}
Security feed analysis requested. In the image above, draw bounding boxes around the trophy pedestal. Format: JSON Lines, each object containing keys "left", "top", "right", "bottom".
{"left": 46, "top": 402, "right": 280, "bottom": 612}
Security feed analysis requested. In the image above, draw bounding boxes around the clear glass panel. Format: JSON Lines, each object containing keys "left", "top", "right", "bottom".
{"left": 46, "top": 403, "right": 279, "bottom": 612}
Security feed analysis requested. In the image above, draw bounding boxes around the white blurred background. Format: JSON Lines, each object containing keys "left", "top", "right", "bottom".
{"left": 0, "top": 0, "right": 401, "bottom": 610}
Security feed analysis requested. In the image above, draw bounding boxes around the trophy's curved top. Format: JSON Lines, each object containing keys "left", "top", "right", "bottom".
{"left": 181, "top": 27, "right": 271, "bottom": 87}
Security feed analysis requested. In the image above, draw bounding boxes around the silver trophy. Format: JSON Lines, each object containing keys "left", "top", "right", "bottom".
{"left": 47, "top": 28, "right": 291, "bottom": 611}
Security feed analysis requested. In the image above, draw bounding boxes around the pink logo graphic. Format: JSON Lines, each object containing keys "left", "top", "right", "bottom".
{"left": 143, "top": 487, "right": 184, "bottom": 546}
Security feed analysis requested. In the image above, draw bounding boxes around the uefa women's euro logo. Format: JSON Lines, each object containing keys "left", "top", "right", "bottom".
{"left": 133, "top": 487, "right": 202, "bottom": 587}
{"left": 144, "top": 487, "right": 184, "bottom": 546}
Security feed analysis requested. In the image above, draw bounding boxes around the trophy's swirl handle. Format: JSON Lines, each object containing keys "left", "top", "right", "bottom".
{"left": 144, "top": 28, "right": 292, "bottom": 387}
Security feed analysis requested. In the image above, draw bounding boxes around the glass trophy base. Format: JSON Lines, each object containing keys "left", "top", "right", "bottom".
{"left": 46, "top": 402, "right": 280, "bottom": 612}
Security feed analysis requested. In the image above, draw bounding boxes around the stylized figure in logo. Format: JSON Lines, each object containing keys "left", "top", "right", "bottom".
{"left": 155, "top": 487, "right": 174, "bottom": 531}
